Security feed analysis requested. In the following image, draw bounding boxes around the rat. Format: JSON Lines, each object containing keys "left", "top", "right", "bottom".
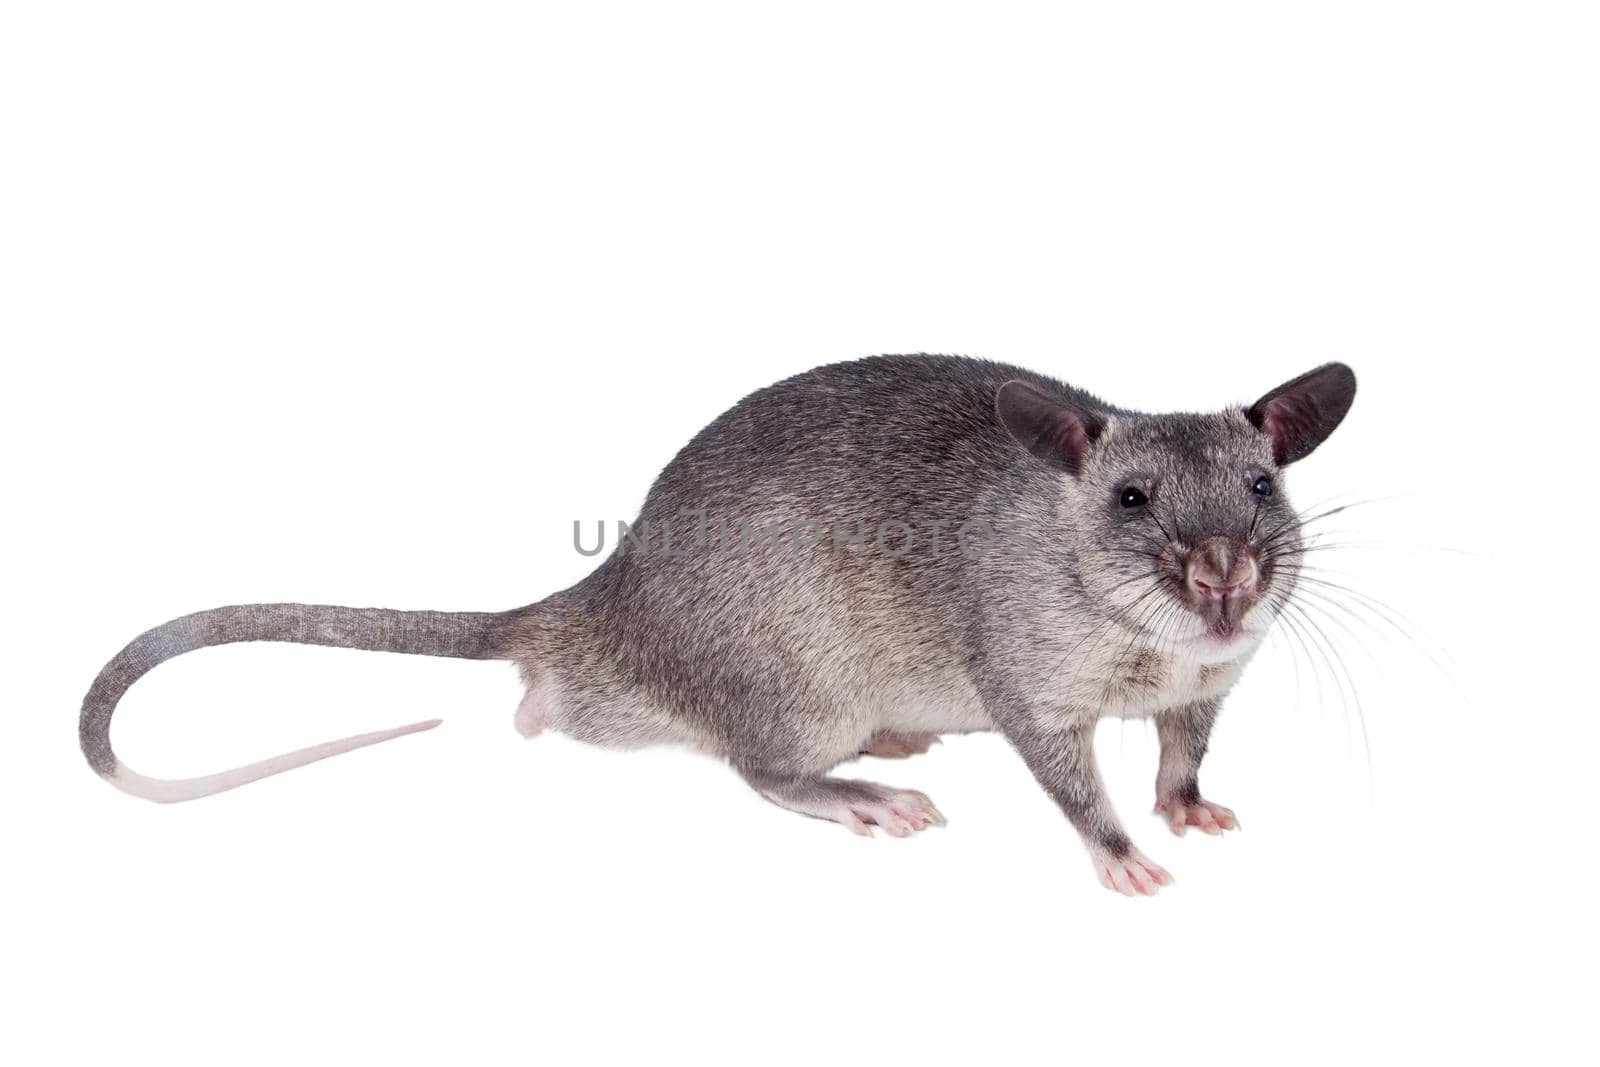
{"left": 80, "top": 354, "right": 1356, "bottom": 894}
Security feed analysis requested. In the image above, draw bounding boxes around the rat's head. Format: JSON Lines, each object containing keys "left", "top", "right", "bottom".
{"left": 997, "top": 364, "right": 1356, "bottom": 657}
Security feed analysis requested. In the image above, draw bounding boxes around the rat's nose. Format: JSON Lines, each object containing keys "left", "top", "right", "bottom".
{"left": 1184, "top": 539, "right": 1259, "bottom": 601}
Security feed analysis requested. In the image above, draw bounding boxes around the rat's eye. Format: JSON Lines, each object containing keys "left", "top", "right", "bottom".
{"left": 1119, "top": 487, "right": 1148, "bottom": 508}
{"left": 1252, "top": 476, "right": 1274, "bottom": 497}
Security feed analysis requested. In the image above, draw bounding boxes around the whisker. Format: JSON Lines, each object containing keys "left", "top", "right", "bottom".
{"left": 1271, "top": 600, "right": 1373, "bottom": 788}
{"left": 1282, "top": 569, "right": 1455, "bottom": 664}
{"left": 1283, "top": 600, "right": 1374, "bottom": 784}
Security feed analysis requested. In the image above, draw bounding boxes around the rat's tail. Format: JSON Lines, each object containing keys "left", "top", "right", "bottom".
{"left": 80, "top": 603, "right": 517, "bottom": 803}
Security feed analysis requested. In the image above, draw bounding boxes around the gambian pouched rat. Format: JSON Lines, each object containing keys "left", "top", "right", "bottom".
{"left": 81, "top": 354, "right": 1356, "bottom": 894}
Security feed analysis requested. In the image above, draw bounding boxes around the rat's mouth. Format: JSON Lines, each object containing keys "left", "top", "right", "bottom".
{"left": 1185, "top": 594, "right": 1256, "bottom": 639}
{"left": 1185, "top": 621, "right": 1259, "bottom": 654}
{"left": 1182, "top": 594, "right": 1263, "bottom": 646}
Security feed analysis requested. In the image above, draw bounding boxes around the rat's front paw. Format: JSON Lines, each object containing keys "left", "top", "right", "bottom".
{"left": 1155, "top": 795, "right": 1238, "bottom": 836}
{"left": 1090, "top": 844, "right": 1173, "bottom": 896}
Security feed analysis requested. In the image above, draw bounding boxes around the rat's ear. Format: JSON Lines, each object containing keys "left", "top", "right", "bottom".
{"left": 996, "top": 380, "right": 1106, "bottom": 475}
{"left": 1246, "top": 363, "right": 1357, "bottom": 466}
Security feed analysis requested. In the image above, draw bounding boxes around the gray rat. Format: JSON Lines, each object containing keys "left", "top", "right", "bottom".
{"left": 80, "top": 354, "right": 1356, "bottom": 894}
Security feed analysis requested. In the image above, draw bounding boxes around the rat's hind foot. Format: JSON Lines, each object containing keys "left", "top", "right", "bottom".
{"left": 743, "top": 771, "right": 946, "bottom": 837}
{"left": 1090, "top": 844, "right": 1173, "bottom": 896}
{"left": 859, "top": 731, "right": 941, "bottom": 759}
{"left": 1154, "top": 795, "right": 1238, "bottom": 836}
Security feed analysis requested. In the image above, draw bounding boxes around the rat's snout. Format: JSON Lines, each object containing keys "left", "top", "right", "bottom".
{"left": 1180, "top": 537, "right": 1260, "bottom": 633}
{"left": 1184, "top": 540, "right": 1258, "bottom": 600}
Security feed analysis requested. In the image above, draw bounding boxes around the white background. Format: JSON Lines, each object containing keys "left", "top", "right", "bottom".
{"left": 4, "top": 3, "right": 1596, "bottom": 1064}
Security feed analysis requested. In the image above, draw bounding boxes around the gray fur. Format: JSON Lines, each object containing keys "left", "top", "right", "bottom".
{"left": 82, "top": 353, "right": 1355, "bottom": 874}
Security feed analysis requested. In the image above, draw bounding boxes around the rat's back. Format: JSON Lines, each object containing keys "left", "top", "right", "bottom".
{"left": 641, "top": 353, "right": 1098, "bottom": 523}
{"left": 515, "top": 354, "right": 1091, "bottom": 762}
